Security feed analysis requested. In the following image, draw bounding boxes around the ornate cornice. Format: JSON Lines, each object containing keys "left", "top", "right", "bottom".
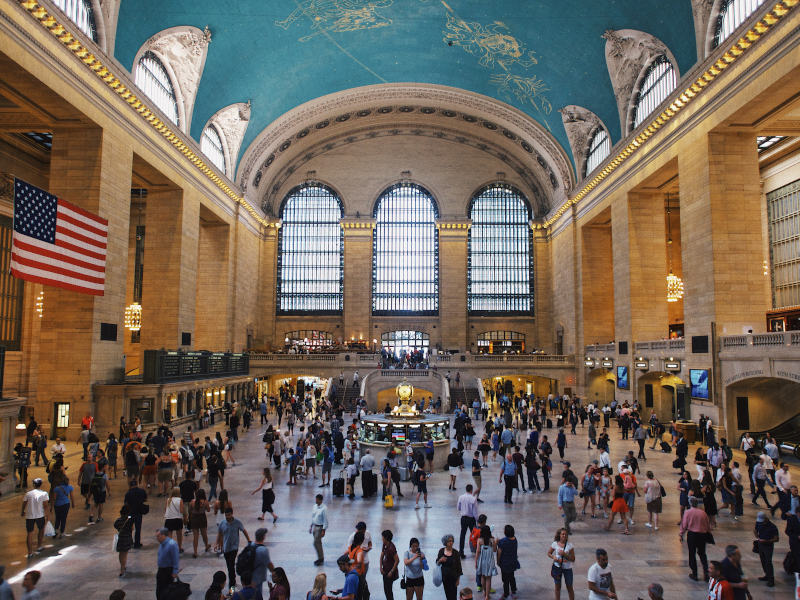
{"left": 237, "top": 84, "right": 575, "bottom": 204}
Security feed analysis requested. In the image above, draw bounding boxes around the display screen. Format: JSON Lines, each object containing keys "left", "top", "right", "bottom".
{"left": 391, "top": 430, "right": 406, "bottom": 442}
{"left": 616, "top": 366, "right": 629, "bottom": 389}
{"left": 690, "top": 369, "right": 710, "bottom": 399}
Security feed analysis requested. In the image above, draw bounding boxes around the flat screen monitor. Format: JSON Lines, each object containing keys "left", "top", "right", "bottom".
{"left": 391, "top": 430, "right": 405, "bottom": 442}
{"left": 690, "top": 368, "right": 710, "bottom": 400}
{"left": 616, "top": 366, "right": 629, "bottom": 389}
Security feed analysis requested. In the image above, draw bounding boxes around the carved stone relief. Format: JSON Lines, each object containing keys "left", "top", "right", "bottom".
{"left": 206, "top": 102, "right": 251, "bottom": 179}
{"left": 137, "top": 25, "right": 211, "bottom": 133}
{"left": 602, "top": 29, "right": 676, "bottom": 137}
{"left": 558, "top": 105, "right": 606, "bottom": 181}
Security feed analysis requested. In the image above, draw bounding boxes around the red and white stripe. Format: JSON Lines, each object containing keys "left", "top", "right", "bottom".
{"left": 11, "top": 198, "right": 108, "bottom": 296}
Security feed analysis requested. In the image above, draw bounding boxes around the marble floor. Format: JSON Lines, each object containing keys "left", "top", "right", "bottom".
{"left": 0, "top": 416, "right": 796, "bottom": 599}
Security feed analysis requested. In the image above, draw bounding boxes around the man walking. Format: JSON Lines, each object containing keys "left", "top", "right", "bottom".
{"left": 124, "top": 478, "right": 148, "bottom": 548}
{"left": 310, "top": 494, "right": 328, "bottom": 566}
{"left": 216, "top": 507, "right": 251, "bottom": 591}
{"left": 587, "top": 548, "right": 616, "bottom": 600}
{"left": 252, "top": 528, "right": 274, "bottom": 600}
{"left": 633, "top": 423, "right": 647, "bottom": 460}
{"left": 360, "top": 449, "right": 375, "bottom": 498}
{"left": 680, "top": 497, "right": 711, "bottom": 581}
{"left": 21, "top": 478, "right": 49, "bottom": 558}
{"left": 156, "top": 527, "right": 179, "bottom": 600}
{"left": 773, "top": 462, "right": 791, "bottom": 518}
{"left": 557, "top": 477, "right": 578, "bottom": 535}
{"left": 457, "top": 484, "right": 478, "bottom": 558}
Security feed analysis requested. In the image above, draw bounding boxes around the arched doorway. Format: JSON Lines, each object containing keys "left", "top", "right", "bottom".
{"left": 587, "top": 368, "right": 616, "bottom": 407}
{"left": 725, "top": 377, "right": 800, "bottom": 442}
{"left": 636, "top": 372, "right": 686, "bottom": 422}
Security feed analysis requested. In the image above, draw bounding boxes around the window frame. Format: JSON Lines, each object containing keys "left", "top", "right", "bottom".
{"left": 135, "top": 51, "right": 180, "bottom": 127}
{"left": 584, "top": 127, "right": 611, "bottom": 178}
{"left": 372, "top": 183, "right": 440, "bottom": 316}
{"left": 467, "top": 183, "right": 534, "bottom": 316}
{"left": 52, "top": 0, "right": 97, "bottom": 42}
{"left": 201, "top": 124, "right": 226, "bottom": 173}
{"left": 631, "top": 55, "right": 677, "bottom": 131}
{"left": 276, "top": 183, "right": 344, "bottom": 315}
{"left": 713, "top": 0, "right": 766, "bottom": 49}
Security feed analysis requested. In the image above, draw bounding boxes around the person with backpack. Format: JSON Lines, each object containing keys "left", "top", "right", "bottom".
{"left": 216, "top": 507, "right": 251, "bottom": 591}
{"left": 88, "top": 465, "right": 110, "bottom": 523}
{"left": 78, "top": 455, "right": 97, "bottom": 510}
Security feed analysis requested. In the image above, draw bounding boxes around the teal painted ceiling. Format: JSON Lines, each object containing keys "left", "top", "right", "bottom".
{"left": 113, "top": 0, "right": 697, "bottom": 171}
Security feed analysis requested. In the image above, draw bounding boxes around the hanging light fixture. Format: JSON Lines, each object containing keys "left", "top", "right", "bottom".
{"left": 665, "top": 193, "right": 684, "bottom": 302}
{"left": 124, "top": 302, "right": 142, "bottom": 331}
{"left": 125, "top": 189, "right": 146, "bottom": 334}
{"left": 35, "top": 290, "right": 44, "bottom": 318}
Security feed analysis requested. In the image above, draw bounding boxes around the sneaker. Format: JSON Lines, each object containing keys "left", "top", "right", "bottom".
{"left": 476, "top": 586, "right": 482, "bottom": 593}
{"left": 88, "top": 516, "right": 94, "bottom": 523}
{"left": 415, "top": 504, "right": 420, "bottom": 510}
{"left": 645, "top": 522, "right": 652, "bottom": 528}
{"left": 424, "top": 504, "right": 431, "bottom": 508}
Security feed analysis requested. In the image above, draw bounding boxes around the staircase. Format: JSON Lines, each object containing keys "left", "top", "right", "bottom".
{"left": 331, "top": 385, "right": 361, "bottom": 411}
{"left": 449, "top": 387, "right": 480, "bottom": 411}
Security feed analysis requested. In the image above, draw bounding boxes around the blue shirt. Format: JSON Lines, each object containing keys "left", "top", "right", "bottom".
{"left": 218, "top": 518, "right": 246, "bottom": 552}
{"left": 342, "top": 569, "right": 360, "bottom": 598}
{"left": 558, "top": 483, "right": 578, "bottom": 505}
{"left": 501, "top": 429, "right": 514, "bottom": 446}
{"left": 502, "top": 459, "right": 516, "bottom": 476}
{"left": 53, "top": 483, "right": 73, "bottom": 507}
{"left": 158, "top": 536, "right": 180, "bottom": 575}
{"left": 253, "top": 544, "right": 271, "bottom": 584}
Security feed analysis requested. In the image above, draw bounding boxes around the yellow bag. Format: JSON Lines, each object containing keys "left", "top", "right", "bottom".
{"left": 384, "top": 494, "right": 394, "bottom": 508}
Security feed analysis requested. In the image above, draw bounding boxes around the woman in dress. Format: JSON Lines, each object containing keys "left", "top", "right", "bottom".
{"left": 114, "top": 504, "right": 134, "bottom": 577}
{"left": 403, "top": 537, "right": 426, "bottom": 600}
{"left": 701, "top": 469, "right": 718, "bottom": 528}
{"left": 490, "top": 430, "right": 500, "bottom": 462}
{"left": 142, "top": 448, "right": 158, "bottom": 492}
{"left": 475, "top": 525, "right": 497, "bottom": 600}
{"left": 436, "top": 534, "right": 462, "bottom": 600}
{"left": 306, "top": 573, "right": 328, "bottom": 600}
{"left": 546, "top": 527, "right": 575, "bottom": 600}
{"left": 252, "top": 467, "right": 278, "bottom": 523}
{"left": 189, "top": 487, "right": 211, "bottom": 557}
{"left": 677, "top": 470, "right": 692, "bottom": 524}
{"left": 223, "top": 433, "right": 236, "bottom": 467}
{"left": 718, "top": 467, "right": 736, "bottom": 516}
{"left": 163, "top": 487, "right": 185, "bottom": 552}
{"left": 605, "top": 481, "right": 630, "bottom": 534}
{"left": 694, "top": 446, "right": 708, "bottom": 480}
{"left": 643, "top": 471, "right": 663, "bottom": 530}
{"left": 156, "top": 451, "right": 174, "bottom": 497}
{"left": 597, "top": 468, "right": 611, "bottom": 519}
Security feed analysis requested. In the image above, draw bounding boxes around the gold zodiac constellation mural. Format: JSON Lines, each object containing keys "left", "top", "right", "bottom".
{"left": 276, "top": 0, "right": 394, "bottom": 42}
{"left": 441, "top": 1, "right": 551, "bottom": 121}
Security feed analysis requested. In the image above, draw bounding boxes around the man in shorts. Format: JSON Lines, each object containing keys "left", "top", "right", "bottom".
{"left": 21, "top": 478, "right": 49, "bottom": 558}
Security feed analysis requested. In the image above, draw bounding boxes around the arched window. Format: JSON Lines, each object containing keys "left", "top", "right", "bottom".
{"left": 53, "top": 0, "right": 97, "bottom": 41}
{"left": 135, "top": 51, "right": 179, "bottom": 126}
{"left": 585, "top": 128, "right": 611, "bottom": 177}
{"left": 468, "top": 184, "right": 533, "bottom": 314}
{"left": 632, "top": 55, "right": 676, "bottom": 129}
{"left": 476, "top": 331, "right": 525, "bottom": 354}
{"left": 277, "top": 184, "right": 343, "bottom": 313}
{"left": 373, "top": 183, "right": 438, "bottom": 315}
{"left": 201, "top": 125, "right": 226, "bottom": 172}
{"left": 714, "top": 0, "right": 765, "bottom": 48}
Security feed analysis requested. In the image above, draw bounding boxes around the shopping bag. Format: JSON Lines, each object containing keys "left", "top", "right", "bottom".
{"left": 432, "top": 564, "right": 443, "bottom": 587}
{"left": 384, "top": 494, "right": 394, "bottom": 508}
{"left": 44, "top": 521, "right": 56, "bottom": 537}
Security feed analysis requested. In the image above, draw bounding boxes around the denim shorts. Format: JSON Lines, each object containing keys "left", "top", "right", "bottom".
{"left": 624, "top": 492, "right": 635, "bottom": 508}
{"left": 551, "top": 564, "right": 573, "bottom": 586}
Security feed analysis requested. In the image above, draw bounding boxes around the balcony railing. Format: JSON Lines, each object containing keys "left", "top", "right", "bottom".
{"left": 585, "top": 343, "right": 616, "bottom": 353}
{"left": 249, "top": 352, "right": 574, "bottom": 368}
{"left": 720, "top": 331, "right": 800, "bottom": 349}
{"left": 633, "top": 339, "right": 685, "bottom": 352}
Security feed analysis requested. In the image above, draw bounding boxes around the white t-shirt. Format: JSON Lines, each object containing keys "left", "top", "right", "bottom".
{"left": 550, "top": 541, "right": 574, "bottom": 569}
{"left": 24, "top": 489, "right": 49, "bottom": 519}
{"left": 345, "top": 530, "right": 372, "bottom": 564}
{"left": 587, "top": 562, "right": 613, "bottom": 600}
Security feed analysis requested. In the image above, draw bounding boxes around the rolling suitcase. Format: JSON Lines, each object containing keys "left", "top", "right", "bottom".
{"left": 368, "top": 471, "right": 378, "bottom": 497}
{"left": 546, "top": 418, "right": 553, "bottom": 428}
{"left": 397, "top": 466, "right": 410, "bottom": 481}
{"left": 660, "top": 441, "right": 672, "bottom": 453}
{"left": 333, "top": 473, "right": 345, "bottom": 497}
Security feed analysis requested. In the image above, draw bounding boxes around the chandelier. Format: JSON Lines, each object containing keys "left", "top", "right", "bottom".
{"left": 665, "top": 194, "right": 684, "bottom": 302}
{"left": 35, "top": 291, "right": 44, "bottom": 318}
{"left": 124, "top": 302, "right": 142, "bottom": 331}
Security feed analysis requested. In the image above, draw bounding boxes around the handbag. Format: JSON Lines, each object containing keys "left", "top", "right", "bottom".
{"left": 112, "top": 533, "right": 119, "bottom": 551}
{"left": 141, "top": 503, "right": 150, "bottom": 515}
{"left": 752, "top": 540, "right": 760, "bottom": 554}
{"left": 432, "top": 563, "right": 443, "bottom": 587}
{"left": 400, "top": 563, "right": 407, "bottom": 589}
{"left": 658, "top": 480, "right": 666, "bottom": 497}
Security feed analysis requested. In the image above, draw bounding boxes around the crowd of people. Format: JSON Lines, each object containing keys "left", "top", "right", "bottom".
{"left": 5, "top": 385, "right": 800, "bottom": 600}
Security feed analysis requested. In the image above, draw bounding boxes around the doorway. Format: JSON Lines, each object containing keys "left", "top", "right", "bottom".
{"left": 53, "top": 402, "right": 70, "bottom": 439}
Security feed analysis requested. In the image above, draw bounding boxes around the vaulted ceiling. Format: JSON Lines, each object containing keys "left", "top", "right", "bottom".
{"left": 113, "top": 0, "right": 698, "bottom": 180}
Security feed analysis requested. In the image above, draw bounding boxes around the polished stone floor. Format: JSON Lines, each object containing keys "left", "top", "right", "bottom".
{"left": 0, "top": 414, "right": 796, "bottom": 599}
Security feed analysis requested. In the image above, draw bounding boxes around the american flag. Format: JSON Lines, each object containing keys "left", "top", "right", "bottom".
{"left": 11, "top": 178, "right": 107, "bottom": 296}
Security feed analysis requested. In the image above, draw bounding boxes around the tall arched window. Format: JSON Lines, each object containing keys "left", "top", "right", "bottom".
{"left": 53, "top": 0, "right": 97, "bottom": 41}
{"left": 585, "top": 128, "right": 611, "bottom": 177}
{"left": 468, "top": 184, "right": 533, "bottom": 314}
{"left": 201, "top": 125, "right": 226, "bottom": 172}
{"left": 373, "top": 183, "right": 438, "bottom": 315}
{"left": 632, "top": 55, "right": 676, "bottom": 129}
{"left": 135, "top": 51, "right": 179, "bottom": 126}
{"left": 714, "top": 0, "right": 765, "bottom": 48}
{"left": 277, "top": 184, "right": 343, "bottom": 313}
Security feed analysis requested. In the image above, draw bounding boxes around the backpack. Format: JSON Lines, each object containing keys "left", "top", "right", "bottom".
{"left": 90, "top": 472, "right": 106, "bottom": 492}
{"left": 236, "top": 542, "right": 257, "bottom": 576}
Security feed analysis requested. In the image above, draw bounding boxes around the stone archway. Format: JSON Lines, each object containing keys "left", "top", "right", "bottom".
{"left": 636, "top": 371, "right": 685, "bottom": 422}
{"left": 586, "top": 368, "right": 616, "bottom": 407}
{"left": 725, "top": 376, "right": 800, "bottom": 441}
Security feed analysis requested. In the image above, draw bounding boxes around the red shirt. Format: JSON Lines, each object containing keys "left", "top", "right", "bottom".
{"left": 707, "top": 577, "right": 734, "bottom": 600}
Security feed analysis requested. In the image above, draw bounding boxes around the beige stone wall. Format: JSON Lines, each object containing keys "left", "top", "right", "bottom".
{"left": 195, "top": 218, "right": 230, "bottom": 350}
{"left": 580, "top": 220, "right": 614, "bottom": 345}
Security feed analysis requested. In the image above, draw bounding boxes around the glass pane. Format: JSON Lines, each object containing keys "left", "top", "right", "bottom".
{"left": 135, "top": 52, "right": 179, "bottom": 126}
{"left": 633, "top": 56, "right": 676, "bottom": 129}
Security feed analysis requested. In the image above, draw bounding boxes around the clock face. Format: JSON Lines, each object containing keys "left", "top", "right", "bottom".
{"left": 396, "top": 382, "right": 413, "bottom": 401}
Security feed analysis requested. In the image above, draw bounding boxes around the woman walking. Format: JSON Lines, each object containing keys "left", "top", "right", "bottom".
{"left": 606, "top": 481, "right": 630, "bottom": 534}
{"left": 547, "top": 528, "right": 575, "bottom": 600}
{"left": 163, "top": 487, "right": 185, "bottom": 552}
{"left": 114, "top": 505, "right": 134, "bottom": 577}
{"left": 380, "top": 529, "right": 399, "bottom": 600}
{"left": 677, "top": 471, "right": 692, "bottom": 524}
{"left": 306, "top": 573, "right": 328, "bottom": 600}
{"left": 156, "top": 452, "right": 174, "bottom": 497}
{"left": 252, "top": 467, "right": 278, "bottom": 523}
{"left": 497, "top": 525, "right": 520, "bottom": 600}
{"left": 188, "top": 488, "right": 211, "bottom": 557}
{"left": 51, "top": 475, "right": 74, "bottom": 538}
{"left": 142, "top": 449, "right": 157, "bottom": 492}
{"left": 213, "top": 488, "right": 232, "bottom": 528}
{"left": 403, "top": 537, "right": 426, "bottom": 600}
{"left": 223, "top": 434, "right": 236, "bottom": 466}
{"left": 475, "top": 525, "right": 497, "bottom": 600}
{"left": 436, "top": 534, "right": 462, "bottom": 600}
{"left": 643, "top": 471, "right": 662, "bottom": 530}
{"left": 700, "top": 470, "right": 718, "bottom": 528}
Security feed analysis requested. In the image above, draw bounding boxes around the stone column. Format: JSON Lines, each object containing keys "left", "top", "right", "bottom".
{"left": 260, "top": 226, "right": 278, "bottom": 348}
{"left": 342, "top": 221, "right": 374, "bottom": 342}
{"left": 438, "top": 222, "right": 469, "bottom": 351}
{"left": 580, "top": 216, "right": 615, "bottom": 344}
{"left": 38, "top": 127, "right": 132, "bottom": 435}
{"left": 195, "top": 219, "right": 230, "bottom": 350}
{"left": 140, "top": 187, "right": 199, "bottom": 351}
